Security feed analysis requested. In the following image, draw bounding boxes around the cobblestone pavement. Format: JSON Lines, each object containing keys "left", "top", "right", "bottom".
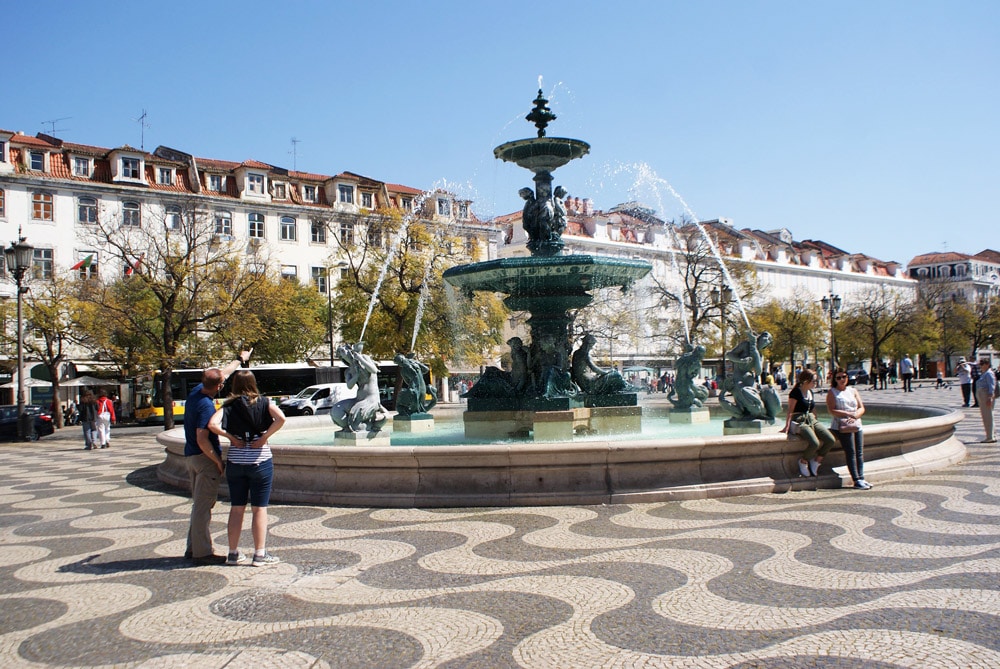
{"left": 1, "top": 384, "right": 997, "bottom": 668}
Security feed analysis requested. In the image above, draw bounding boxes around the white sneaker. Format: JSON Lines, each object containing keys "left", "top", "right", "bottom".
{"left": 798, "top": 460, "right": 810, "bottom": 477}
{"left": 251, "top": 552, "right": 280, "bottom": 567}
{"left": 226, "top": 551, "right": 247, "bottom": 565}
{"left": 809, "top": 459, "right": 820, "bottom": 476}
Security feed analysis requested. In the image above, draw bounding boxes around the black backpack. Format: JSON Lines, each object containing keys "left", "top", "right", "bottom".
{"left": 223, "top": 396, "right": 274, "bottom": 440}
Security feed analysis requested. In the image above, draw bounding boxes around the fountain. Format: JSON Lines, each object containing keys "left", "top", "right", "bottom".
{"left": 443, "top": 90, "right": 653, "bottom": 440}
{"left": 156, "top": 91, "right": 967, "bottom": 507}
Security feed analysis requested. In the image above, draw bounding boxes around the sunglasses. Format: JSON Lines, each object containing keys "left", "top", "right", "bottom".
{"left": 835, "top": 375, "right": 848, "bottom": 380}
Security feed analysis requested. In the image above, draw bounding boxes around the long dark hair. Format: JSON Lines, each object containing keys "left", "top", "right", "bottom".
{"left": 792, "top": 368, "right": 815, "bottom": 393}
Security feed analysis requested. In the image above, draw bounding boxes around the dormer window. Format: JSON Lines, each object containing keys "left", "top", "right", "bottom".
{"left": 361, "top": 192, "right": 374, "bottom": 208}
{"left": 437, "top": 198, "right": 451, "bottom": 216}
{"left": 157, "top": 167, "right": 174, "bottom": 185}
{"left": 29, "top": 151, "right": 46, "bottom": 172}
{"left": 401, "top": 197, "right": 412, "bottom": 211}
{"left": 338, "top": 184, "right": 354, "bottom": 204}
{"left": 273, "top": 182, "right": 287, "bottom": 200}
{"left": 247, "top": 173, "right": 265, "bottom": 195}
{"left": 302, "top": 185, "right": 317, "bottom": 202}
{"left": 121, "top": 157, "right": 141, "bottom": 179}
{"left": 0, "top": 140, "right": 7, "bottom": 163}
{"left": 458, "top": 202, "right": 469, "bottom": 219}
{"left": 209, "top": 174, "right": 225, "bottom": 192}
{"left": 72, "top": 157, "right": 92, "bottom": 177}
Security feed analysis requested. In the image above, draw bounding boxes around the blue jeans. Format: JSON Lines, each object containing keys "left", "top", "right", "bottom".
{"left": 836, "top": 429, "right": 865, "bottom": 483}
{"left": 226, "top": 459, "right": 274, "bottom": 507}
{"left": 82, "top": 420, "right": 97, "bottom": 448}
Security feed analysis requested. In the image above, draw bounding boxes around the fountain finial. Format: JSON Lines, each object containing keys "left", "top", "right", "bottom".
{"left": 525, "top": 89, "right": 556, "bottom": 137}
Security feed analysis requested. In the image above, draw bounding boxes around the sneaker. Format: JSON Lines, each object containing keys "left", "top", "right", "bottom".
{"left": 798, "top": 460, "right": 810, "bottom": 477}
{"left": 854, "top": 480, "right": 872, "bottom": 490}
{"left": 251, "top": 552, "right": 280, "bottom": 567}
{"left": 809, "top": 459, "right": 820, "bottom": 476}
{"left": 227, "top": 551, "right": 247, "bottom": 565}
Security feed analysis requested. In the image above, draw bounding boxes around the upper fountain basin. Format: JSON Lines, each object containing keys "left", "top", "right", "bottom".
{"left": 493, "top": 137, "right": 591, "bottom": 173}
{"left": 444, "top": 254, "right": 652, "bottom": 297}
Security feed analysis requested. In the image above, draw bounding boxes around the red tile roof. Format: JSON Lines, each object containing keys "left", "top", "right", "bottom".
{"left": 908, "top": 252, "right": 971, "bottom": 265}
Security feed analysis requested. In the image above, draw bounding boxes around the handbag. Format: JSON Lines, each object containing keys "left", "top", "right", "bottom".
{"left": 838, "top": 416, "right": 860, "bottom": 433}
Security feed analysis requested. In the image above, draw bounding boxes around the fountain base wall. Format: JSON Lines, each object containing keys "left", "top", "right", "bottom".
{"left": 157, "top": 404, "right": 966, "bottom": 508}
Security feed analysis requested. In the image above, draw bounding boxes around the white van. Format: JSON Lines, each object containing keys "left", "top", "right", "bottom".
{"left": 279, "top": 383, "right": 356, "bottom": 416}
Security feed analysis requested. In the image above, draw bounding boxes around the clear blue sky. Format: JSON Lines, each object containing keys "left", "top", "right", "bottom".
{"left": 6, "top": 0, "right": 997, "bottom": 265}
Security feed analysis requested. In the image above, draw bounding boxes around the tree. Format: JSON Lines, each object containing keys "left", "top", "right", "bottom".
{"left": 648, "top": 217, "right": 760, "bottom": 355}
{"left": 838, "top": 286, "right": 920, "bottom": 371}
{"left": 330, "top": 208, "right": 506, "bottom": 376}
{"left": 78, "top": 199, "right": 270, "bottom": 429}
{"left": 750, "top": 297, "right": 826, "bottom": 373}
{"left": 571, "top": 286, "right": 643, "bottom": 367}
{"left": 962, "top": 295, "right": 1000, "bottom": 361}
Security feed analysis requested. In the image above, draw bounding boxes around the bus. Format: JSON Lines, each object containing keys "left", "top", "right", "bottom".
{"left": 133, "top": 361, "right": 410, "bottom": 424}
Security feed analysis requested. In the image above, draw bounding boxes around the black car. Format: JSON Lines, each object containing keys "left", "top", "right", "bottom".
{"left": 846, "top": 368, "right": 870, "bottom": 386}
{"left": 0, "top": 405, "right": 55, "bottom": 441}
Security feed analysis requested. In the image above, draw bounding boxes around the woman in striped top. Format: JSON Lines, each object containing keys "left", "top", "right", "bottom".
{"left": 208, "top": 370, "right": 286, "bottom": 566}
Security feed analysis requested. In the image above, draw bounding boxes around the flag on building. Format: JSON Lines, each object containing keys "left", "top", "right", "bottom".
{"left": 125, "top": 253, "right": 145, "bottom": 276}
{"left": 70, "top": 254, "right": 94, "bottom": 271}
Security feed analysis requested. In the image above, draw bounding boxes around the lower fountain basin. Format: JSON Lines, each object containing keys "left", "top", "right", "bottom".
{"left": 157, "top": 404, "right": 965, "bottom": 508}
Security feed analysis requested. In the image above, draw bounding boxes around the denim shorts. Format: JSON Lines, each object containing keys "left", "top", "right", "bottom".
{"left": 226, "top": 459, "right": 274, "bottom": 507}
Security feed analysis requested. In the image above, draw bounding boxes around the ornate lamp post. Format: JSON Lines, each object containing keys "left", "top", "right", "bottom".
{"left": 711, "top": 284, "right": 733, "bottom": 379}
{"left": 820, "top": 293, "right": 843, "bottom": 380}
{"left": 4, "top": 234, "right": 35, "bottom": 439}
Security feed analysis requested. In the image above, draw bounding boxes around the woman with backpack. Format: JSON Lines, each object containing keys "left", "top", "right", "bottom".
{"left": 208, "top": 370, "right": 286, "bottom": 566}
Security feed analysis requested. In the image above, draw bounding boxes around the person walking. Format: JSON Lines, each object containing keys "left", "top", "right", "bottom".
{"left": 974, "top": 359, "right": 996, "bottom": 443}
{"left": 900, "top": 354, "right": 914, "bottom": 393}
{"left": 782, "top": 369, "right": 837, "bottom": 477}
{"left": 79, "top": 391, "right": 98, "bottom": 450}
{"left": 208, "top": 369, "right": 285, "bottom": 567}
{"left": 95, "top": 389, "right": 116, "bottom": 448}
{"left": 183, "top": 351, "right": 251, "bottom": 565}
{"left": 956, "top": 357, "right": 973, "bottom": 407}
{"left": 828, "top": 368, "right": 871, "bottom": 489}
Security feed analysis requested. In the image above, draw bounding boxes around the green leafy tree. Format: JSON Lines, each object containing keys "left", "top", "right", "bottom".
{"left": 750, "top": 297, "right": 826, "bottom": 373}
{"left": 963, "top": 296, "right": 1000, "bottom": 359}
{"left": 838, "top": 286, "right": 921, "bottom": 371}
{"left": 78, "top": 199, "right": 270, "bottom": 429}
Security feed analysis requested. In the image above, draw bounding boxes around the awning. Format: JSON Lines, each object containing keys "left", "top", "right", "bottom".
{"left": 61, "top": 375, "right": 113, "bottom": 387}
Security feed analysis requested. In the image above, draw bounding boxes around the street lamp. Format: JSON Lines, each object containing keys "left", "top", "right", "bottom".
{"left": 820, "top": 293, "right": 843, "bottom": 379}
{"left": 4, "top": 233, "right": 34, "bottom": 440}
{"left": 327, "top": 260, "right": 349, "bottom": 365}
{"left": 711, "top": 283, "right": 733, "bottom": 379}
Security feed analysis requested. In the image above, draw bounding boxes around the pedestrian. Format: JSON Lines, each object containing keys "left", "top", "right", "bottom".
{"left": 956, "top": 357, "right": 973, "bottom": 407}
{"left": 79, "top": 391, "right": 98, "bottom": 450}
{"left": 974, "top": 359, "right": 996, "bottom": 443}
{"left": 970, "top": 360, "right": 981, "bottom": 408}
{"left": 878, "top": 362, "right": 889, "bottom": 390}
{"left": 183, "top": 351, "right": 251, "bottom": 565}
{"left": 827, "top": 368, "right": 871, "bottom": 489}
{"left": 96, "top": 389, "right": 116, "bottom": 448}
{"left": 782, "top": 369, "right": 837, "bottom": 477}
{"left": 900, "top": 354, "right": 914, "bottom": 392}
{"left": 209, "top": 369, "right": 285, "bottom": 567}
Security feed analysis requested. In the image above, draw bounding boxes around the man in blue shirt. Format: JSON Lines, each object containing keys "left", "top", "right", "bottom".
{"left": 184, "top": 352, "right": 251, "bottom": 564}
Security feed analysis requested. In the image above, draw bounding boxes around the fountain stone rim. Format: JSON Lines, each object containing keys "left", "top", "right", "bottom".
{"left": 443, "top": 254, "right": 652, "bottom": 296}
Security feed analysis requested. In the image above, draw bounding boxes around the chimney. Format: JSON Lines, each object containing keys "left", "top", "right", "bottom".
{"left": 583, "top": 198, "right": 593, "bottom": 215}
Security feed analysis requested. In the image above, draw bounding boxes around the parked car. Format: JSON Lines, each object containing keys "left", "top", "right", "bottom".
{"left": 0, "top": 405, "right": 55, "bottom": 441}
{"left": 279, "top": 383, "right": 356, "bottom": 416}
{"left": 846, "top": 368, "right": 870, "bottom": 386}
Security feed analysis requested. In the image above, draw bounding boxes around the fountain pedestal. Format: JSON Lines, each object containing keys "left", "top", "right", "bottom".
{"left": 669, "top": 408, "right": 711, "bottom": 424}
{"left": 463, "top": 405, "right": 642, "bottom": 441}
{"left": 723, "top": 418, "right": 781, "bottom": 435}
{"left": 393, "top": 414, "right": 435, "bottom": 433}
{"left": 334, "top": 430, "right": 392, "bottom": 447}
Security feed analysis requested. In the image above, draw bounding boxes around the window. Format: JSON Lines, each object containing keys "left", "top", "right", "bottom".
{"left": 247, "top": 173, "right": 264, "bottom": 195}
{"left": 157, "top": 167, "right": 173, "bottom": 185}
{"left": 361, "top": 192, "right": 374, "bottom": 208}
{"left": 32, "top": 192, "right": 53, "bottom": 220}
{"left": 209, "top": 174, "right": 225, "bottom": 192}
{"left": 166, "top": 206, "right": 182, "bottom": 230}
{"left": 302, "top": 185, "right": 317, "bottom": 202}
{"left": 73, "top": 157, "right": 91, "bottom": 177}
{"left": 29, "top": 151, "right": 45, "bottom": 171}
{"left": 281, "top": 265, "right": 297, "bottom": 281}
{"left": 367, "top": 225, "right": 383, "bottom": 249}
{"left": 312, "top": 266, "right": 327, "bottom": 293}
{"left": 248, "top": 212, "right": 265, "bottom": 238}
{"left": 215, "top": 212, "right": 232, "bottom": 236}
{"left": 75, "top": 251, "right": 99, "bottom": 280}
{"left": 273, "top": 182, "right": 286, "bottom": 199}
{"left": 458, "top": 202, "right": 469, "bottom": 219}
{"left": 311, "top": 221, "right": 327, "bottom": 244}
{"left": 0, "top": 141, "right": 6, "bottom": 163}
{"left": 401, "top": 197, "right": 412, "bottom": 211}
{"left": 122, "top": 201, "right": 141, "bottom": 227}
{"left": 437, "top": 198, "right": 451, "bottom": 216}
{"left": 338, "top": 184, "right": 354, "bottom": 204}
{"left": 0, "top": 189, "right": 4, "bottom": 218}
{"left": 340, "top": 221, "right": 354, "bottom": 245}
{"left": 121, "top": 157, "right": 140, "bottom": 179}
{"left": 32, "top": 248, "right": 53, "bottom": 281}
{"left": 280, "top": 216, "right": 297, "bottom": 241}
{"left": 78, "top": 197, "right": 98, "bottom": 224}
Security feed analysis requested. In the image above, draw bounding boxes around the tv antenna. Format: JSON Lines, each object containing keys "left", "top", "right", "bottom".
{"left": 290, "top": 137, "right": 301, "bottom": 171}
{"left": 135, "top": 109, "right": 150, "bottom": 150}
{"left": 41, "top": 117, "right": 72, "bottom": 135}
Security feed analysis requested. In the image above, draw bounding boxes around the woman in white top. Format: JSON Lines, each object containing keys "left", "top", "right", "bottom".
{"left": 827, "top": 368, "right": 871, "bottom": 490}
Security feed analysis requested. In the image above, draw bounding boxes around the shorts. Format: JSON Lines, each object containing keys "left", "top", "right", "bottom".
{"left": 226, "top": 459, "right": 274, "bottom": 507}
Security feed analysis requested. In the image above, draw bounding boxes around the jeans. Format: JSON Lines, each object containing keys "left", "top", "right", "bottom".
{"left": 835, "top": 429, "right": 865, "bottom": 483}
{"left": 901, "top": 373, "right": 913, "bottom": 392}
{"left": 961, "top": 383, "right": 972, "bottom": 406}
{"left": 81, "top": 420, "right": 97, "bottom": 448}
{"left": 226, "top": 459, "right": 274, "bottom": 507}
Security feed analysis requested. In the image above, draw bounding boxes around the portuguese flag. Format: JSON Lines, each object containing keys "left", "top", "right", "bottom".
{"left": 70, "top": 254, "right": 94, "bottom": 271}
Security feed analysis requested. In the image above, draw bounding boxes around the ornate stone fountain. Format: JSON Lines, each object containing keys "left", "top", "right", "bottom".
{"left": 444, "top": 91, "right": 653, "bottom": 439}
